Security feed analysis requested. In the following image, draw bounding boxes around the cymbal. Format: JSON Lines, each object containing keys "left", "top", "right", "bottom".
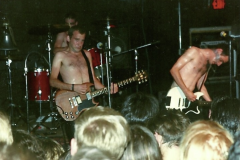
{"left": 28, "top": 24, "right": 70, "bottom": 35}
{"left": 0, "top": 55, "right": 24, "bottom": 61}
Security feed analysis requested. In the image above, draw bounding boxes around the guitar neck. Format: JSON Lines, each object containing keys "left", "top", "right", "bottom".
{"left": 196, "top": 100, "right": 212, "bottom": 107}
{"left": 89, "top": 71, "right": 147, "bottom": 99}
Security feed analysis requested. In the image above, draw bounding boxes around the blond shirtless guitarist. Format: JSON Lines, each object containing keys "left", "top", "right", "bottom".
{"left": 50, "top": 26, "right": 118, "bottom": 142}
{"left": 167, "top": 45, "right": 229, "bottom": 121}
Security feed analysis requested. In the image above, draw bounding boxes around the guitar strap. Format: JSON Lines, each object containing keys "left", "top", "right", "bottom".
{"left": 81, "top": 50, "right": 94, "bottom": 84}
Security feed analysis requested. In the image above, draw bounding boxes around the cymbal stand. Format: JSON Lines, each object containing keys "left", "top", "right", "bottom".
{"left": 5, "top": 51, "right": 16, "bottom": 126}
{"left": 104, "top": 21, "right": 112, "bottom": 108}
{"left": 46, "top": 28, "right": 54, "bottom": 110}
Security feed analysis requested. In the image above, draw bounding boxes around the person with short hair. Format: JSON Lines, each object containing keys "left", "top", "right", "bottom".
{"left": 70, "top": 106, "right": 130, "bottom": 159}
{"left": 148, "top": 109, "right": 190, "bottom": 160}
{"left": 121, "top": 92, "right": 160, "bottom": 126}
{"left": 53, "top": 12, "right": 78, "bottom": 54}
{"left": 71, "top": 146, "right": 112, "bottom": 160}
{"left": 120, "top": 124, "right": 162, "bottom": 160}
{"left": 40, "top": 138, "right": 65, "bottom": 160}
{"left": 0, "top": 111, "right": 13, "bottom": 145}
{"left": 180, "top": 120, "right": 233, "bottom": 160}
{"left": 50, "top": 26, "right": 118, "bottom": 143}
{"left": 228, "top": 130, "right": 240, "bottom": 160}
{"left": 210, "top": 96, "right": 240, "bottom": 136}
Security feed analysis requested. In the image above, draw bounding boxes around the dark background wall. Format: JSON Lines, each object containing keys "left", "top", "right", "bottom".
{"left": 0, "top": 0, "right": 239, "bottom": 109}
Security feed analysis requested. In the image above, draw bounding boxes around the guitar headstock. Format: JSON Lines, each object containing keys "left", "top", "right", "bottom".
{"left": 135, "top": 70, "right": 148, "bottom": 84}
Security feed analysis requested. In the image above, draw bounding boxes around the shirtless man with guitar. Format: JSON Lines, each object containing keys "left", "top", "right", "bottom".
{"left": 166, "top": 45, "right": 229, "bottom": 121}
{"left": 50, "top": 25, "right": 118, "bottom": 142}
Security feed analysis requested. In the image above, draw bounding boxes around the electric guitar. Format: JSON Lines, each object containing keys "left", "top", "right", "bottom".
{"left": 55, "top": 70, "right": 148, "bottom": 121}
{"left": 165, "top": 87, "right": 211, "bottom": 114}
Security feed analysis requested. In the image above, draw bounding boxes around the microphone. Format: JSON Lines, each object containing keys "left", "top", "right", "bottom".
{"left": 220, "top": 31, "right": 228, "bottom": 37}
{"left": 97, "top": 42, "right": 103, "bottom": 49}
{"left": 220, "top": 31, "right": 234, "bottom": 40}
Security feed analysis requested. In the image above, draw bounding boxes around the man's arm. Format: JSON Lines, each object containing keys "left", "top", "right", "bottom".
{"left": 170, "top": 47, "right": 197, "bottom": 101}
{"left": 53, "top": 32, "right": 68, "bottom": 54}
{"left": 197, "top": 73, "right": 212, "bottom": 101}
{"left": 49, "top": 52, "right": 72, "bottom": 90}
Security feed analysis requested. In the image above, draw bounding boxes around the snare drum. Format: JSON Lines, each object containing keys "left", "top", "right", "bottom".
{"left": 27, "top": 68, "right": 50, "bottom": 101}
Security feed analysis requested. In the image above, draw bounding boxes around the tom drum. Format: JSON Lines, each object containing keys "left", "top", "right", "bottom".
{"left": 27, "top": 68, "right": 50, "bottom": 101}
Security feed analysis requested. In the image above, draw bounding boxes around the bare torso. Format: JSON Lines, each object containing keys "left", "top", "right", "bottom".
{"left": 171, "top": 47, "right": 210, "bottom": 91}
{"left": 59, "top": 49, "right": 90, "bottom": 84}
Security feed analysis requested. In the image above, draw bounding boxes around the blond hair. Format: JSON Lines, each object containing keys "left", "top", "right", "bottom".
{"left": 180, "top": 120, "right": 233, "bottom": 160}
{"left": 0, "top": 111, "right": 13, "bottom": 145}
{"left": 74, "top": 106, "right": 130, "bottom": 159}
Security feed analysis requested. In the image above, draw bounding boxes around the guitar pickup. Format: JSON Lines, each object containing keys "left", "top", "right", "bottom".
{"left": 72, "top": 97, "right": 78, "bottom": 106}
{"left": 75, "top": 95, "right": 82, "bottom": 104}
{"left": 69, "top": 98, "right": 74, "bottom": 108}
{"left": 86, "top": 92, "right": 92, "bottom": 100}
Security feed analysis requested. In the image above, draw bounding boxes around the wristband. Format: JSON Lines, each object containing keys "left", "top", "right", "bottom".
{"left": 72, "top": 84, "right": 74, "bottom": 91}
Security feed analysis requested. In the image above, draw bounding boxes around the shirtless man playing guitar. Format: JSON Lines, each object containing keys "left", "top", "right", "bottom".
{"left": 167, "top": 45, "right": 229, "bottom": 121}
{"left": 50, "top": 25, "right": 118, "bottom": 142}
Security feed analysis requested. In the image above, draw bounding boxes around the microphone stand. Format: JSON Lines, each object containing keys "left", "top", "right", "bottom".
{"left": 105, "top": 22, "right": 112, "bottom": 108}
{"left": 46, "top": 27, "right": 54, "bottom": 110}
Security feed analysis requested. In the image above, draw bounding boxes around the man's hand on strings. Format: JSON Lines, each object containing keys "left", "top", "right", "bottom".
{"left": 185, "top": 90, "right": 197, "bottom": 102}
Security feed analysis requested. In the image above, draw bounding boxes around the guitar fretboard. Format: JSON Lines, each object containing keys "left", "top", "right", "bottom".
{"left": 86, "top": 71, "right": 147, "bottom": 100}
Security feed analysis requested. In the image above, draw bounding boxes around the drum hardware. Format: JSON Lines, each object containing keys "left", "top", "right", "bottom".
{"left": 24, "top": 52, "right": 50, "bottom": 133}
{"left": 102, "top": 16, "right": 115, "bottom": 108}
{"left": 0, "top": 20, "right": 24, "bottom": 126}
{"left": 26, "top": 29, "right": 66, "bottom": 139}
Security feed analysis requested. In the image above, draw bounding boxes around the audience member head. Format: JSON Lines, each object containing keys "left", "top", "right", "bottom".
{"left": 40, "top": 138, "right": 65, "bottom": 160}
{"left": 148, "top": 109, "right": 190, "bottom": 147}
{"left": 121, "top": 92, "right": 160, "bottom": 125}
{"left": 0, "top": 111, "right": 13, "bottom": 145}
{"left": 180, "top": 120, "right": 233, "bottom": 160}
{"left": 120, "top": 124, "right": 162, "bottom": 160}
{"left": 210, "top": 96, "right": 240, "bottom": 136}
{"left": 12, "top": 129, "right": 45, "bottom": 160}
{"left": 0, "top": 142, "right": 36, "bottom": 160}
{"left": 228, "top": 130, "right": 240, "bottom": 160}
{"left": 71, "top": 146, "right": 112, "bottom": 160}
{"left": 71, "top": 106, "right": 131, "bottom": 159}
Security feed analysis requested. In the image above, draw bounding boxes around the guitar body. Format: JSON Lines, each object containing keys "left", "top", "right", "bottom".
{"left": 55, "top": 90, "right": 98, "bottom": 121}
{"left": 165, "top": 87, "right": 204, "bottom": 114}
{"left": 55, "top": 70, "right": 148, "bottom": 121}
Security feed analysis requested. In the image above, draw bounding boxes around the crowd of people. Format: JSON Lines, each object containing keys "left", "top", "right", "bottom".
{"left": 0, "top": 12, "right": 238, "bottom": 160}
{"left": 0, "top": 92, "right": 240, "bottom": 160}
